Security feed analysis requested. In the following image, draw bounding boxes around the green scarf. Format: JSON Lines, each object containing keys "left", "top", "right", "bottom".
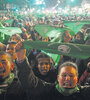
{"left": 56, "top": 84, "right": 80, "bottom": 96}
{"left": 0, "top": 73, "right": 14, "bottom": 94}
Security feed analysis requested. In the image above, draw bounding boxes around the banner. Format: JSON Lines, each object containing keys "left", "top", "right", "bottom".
{"left": 20, "top": 40, "right": 90, "bottom": 59}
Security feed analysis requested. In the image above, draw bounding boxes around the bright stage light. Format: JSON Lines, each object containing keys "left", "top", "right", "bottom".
{"left": 71, "top": 0, "right": 74, "bottom": 2}
{"left": 57, "top": 0, "right": 60, "bottom": 4}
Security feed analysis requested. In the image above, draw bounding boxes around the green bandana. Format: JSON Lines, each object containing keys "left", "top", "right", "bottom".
{"left": 56, "top": 84, "right": 80, "bottom": 96}
{"left": 0, "top": 73, "right": 14, "bottom": 94}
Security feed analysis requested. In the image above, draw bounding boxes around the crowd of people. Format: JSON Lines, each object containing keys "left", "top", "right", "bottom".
{"left": 0, "top": 11, "right": 90, "bottom": 100}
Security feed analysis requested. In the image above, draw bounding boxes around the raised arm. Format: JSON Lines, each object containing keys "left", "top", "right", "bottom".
{"left": 15, "top": 40, "right": 53, "bottom": 97}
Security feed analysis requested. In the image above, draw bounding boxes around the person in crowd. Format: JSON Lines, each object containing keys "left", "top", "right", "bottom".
{"left": 75, "top": 39, "right": 90, "bottom": 78}
{"left": 70, "top": 31, "right": 85, "bottom": 44}
{"left": 0, "top": 51, "right": 26, "bottom": 100}
{"left": 79, "top": 62, "right": 90, "bottom": 85}
{"left": 61, "top": 31, "right": 85, "bottom": 68}
{"left": 85, "top": 34, "right": 90, "bottom": 42}
{"left": 59, "top": 30, "right": 73, "bottom": 64}
{"left": 0, "top": 42, "right": 6, "bottom": 51}
{"left": 15, "top": 41, "right": 90, "bottom": 100}
{"left": 11, "top": 18, "right": 18, "bottom": 27}
{"left": 59, "top": 20, "right": 64, "bottom": 28}
{"left": 21, "top": 27, "right": 28, "bottom": 40}
{"left": 8, "top": 34, "right": 22, "bottom": 43}
{"left": 6, "top": 41, "right": 17, "bottom": 60}
{"left": 62, "top": 30, "right": 72, "bottom": 43}
{"left": 17, "top": 19, "right": 23, "bottom": 28}
{"left": 29, "top": 27, "right": 36, "bottom": 41}
{"left": 25, "top": 22, "right": 31, "bottom": 32}
{"left": 6, "top": 41, "right": 18, "bottom": 77}
{"left": 28, "top": 52, "right": 57, "bottom": 83}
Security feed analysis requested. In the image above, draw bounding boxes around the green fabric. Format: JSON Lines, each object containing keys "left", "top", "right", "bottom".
{"left": 0, "top": 32, "right": 4, "bottom": 43}
{"left": 42, "top": 51, "right": 61, "bottom": 67}
{"left": 34, "top": 24, "right": 75, "bottom": 38}
{"left": 56, "top": 84, "right": 80, "bottom": 96}
{"left": 46, "top": 27, "right": 75, "bottom": 37}
{"left": 42, "top": 37, "right": 62, "bottom": 67}
{"left": 64, "top": 21, "right": 90, "bottom": 34}
{"left": 0, "top": 27, "right": 22, "bottom": 36}
{"left": 0, "top": 73, "right": 14, "bottom": 94}
{"left": 45, "top": 29, "right": 61, "bottom": 38}
{"left": 34, "top": 24, "right": 55, "bottom": 38}
{"left": 21, "top": 40, "right": 90, "bottom": 59}
{"left": 5, "top": 19, "right": 13, "bottom": 25}
{"left": 34, "top": 21, "right": 90, "bottom": 38}
{"left": 39, "top": 28, "right": 71, "bottom": 66}
{"left": 49, "top": 54, "right": 61, "bottom": 67}
{"left": 2, "top": 34, "right": 10, "bottom": 44}
{"left": 0, "top": 22, "right": 4, "bottom": 28}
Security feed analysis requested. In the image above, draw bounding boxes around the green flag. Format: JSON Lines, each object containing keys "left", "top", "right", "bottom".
{"left": 34, "top": 24, "right": 75, "bottom": 38}
{"left": 20, "top": 40, "right": 90, "bottom": 59}
{"left": 64, "top": 21, "right": 90, "bottom": 34}
{"left": 0, "top": 27, "right": 22, "bottom": 36}
{"left": 42, "top": 51, "right": 61, "bottom": 67}
{"left": 34, "top": 24, "right": 55, "bottom": 38}
{"left": 45, "top": 29, "right": 61, "bottom": 38}
{"left": 34, "top": 25, "right": 75, "bottom": 66}
{"left": 5, "top": 19, "right": 13, "bottom": 26}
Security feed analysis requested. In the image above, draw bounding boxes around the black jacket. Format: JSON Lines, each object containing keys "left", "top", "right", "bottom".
{"left": 0, "top": 77, "right": 26, "bottom": 100}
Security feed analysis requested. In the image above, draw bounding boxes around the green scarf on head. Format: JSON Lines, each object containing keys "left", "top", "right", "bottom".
{"left": 56, "top": 84, "right": 80, "bottom": 96}
{"left": 0, "top": 73, "right": 14, "bottom": 94}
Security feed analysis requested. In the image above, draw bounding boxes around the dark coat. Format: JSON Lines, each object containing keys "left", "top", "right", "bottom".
{"left": 0, "top": 77, "right": 26, "bottom": 100}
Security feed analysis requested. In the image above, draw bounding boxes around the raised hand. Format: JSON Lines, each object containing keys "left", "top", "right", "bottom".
{"left": 15, "top": 40, "right": 26, "bottom": 62}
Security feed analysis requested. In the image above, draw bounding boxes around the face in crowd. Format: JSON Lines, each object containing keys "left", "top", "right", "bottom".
{"left": 75, "top": 34, "right": 81, "bottom": 40}
{"left": 63, "top": 30, "right": 72, "bottom": 43}
{"left": 10, "top": 36, "right": 19, "bottom": 43}
{"left": 6, "top": 43, "right": 16, "bottom": 60}
{"left": 57, "top": 66, "right": 78, "bottom": 88}
{"left": 9, "top": 34, "right": 22, "bottom": 43}
{"left": 0, "top": 52, "right": 14, "bottom": 80}
{"left": 38, "top": 59, "right": 51, "bottom": 76}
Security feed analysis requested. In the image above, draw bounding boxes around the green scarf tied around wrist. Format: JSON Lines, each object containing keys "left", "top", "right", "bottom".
{"left": 56, "top": 84, "right": 80, "bottom": 96}
{"left": 0, "top": 73, "right": 14, "bottom": 94}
